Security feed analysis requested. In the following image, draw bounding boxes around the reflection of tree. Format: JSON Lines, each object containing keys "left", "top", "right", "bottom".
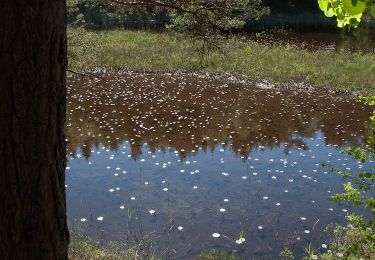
{"left": 66, "top": 74, "right": 371, "bottom": 160}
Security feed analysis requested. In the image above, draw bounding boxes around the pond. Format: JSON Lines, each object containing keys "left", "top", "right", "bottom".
{"left": 66, "top": 73, "right": 372, "bottom": 259}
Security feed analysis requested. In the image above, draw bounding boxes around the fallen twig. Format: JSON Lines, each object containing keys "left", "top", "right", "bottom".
{"left": 311, "top": 219, "right": 320, "bottom": 232}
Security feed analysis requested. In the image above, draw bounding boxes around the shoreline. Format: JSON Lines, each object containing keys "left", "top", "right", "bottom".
{"left": 67, "top": 68, "right": 359, "bottom": 97}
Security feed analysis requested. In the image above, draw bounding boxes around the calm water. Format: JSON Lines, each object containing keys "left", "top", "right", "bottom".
{"left": 66, "top": 73, "right": 372, "bottom": 259}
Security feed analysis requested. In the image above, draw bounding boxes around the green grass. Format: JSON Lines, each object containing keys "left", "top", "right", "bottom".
{"left": 69, "top": 239, "right": 137, "bottom": 260}
{"left": 68, "top": 236, "right": 238, "bottom": 260}
{"left": 68, "top": 27, "right": 375, "bottom": 94}
{"left": 280, "top": 224, "right": 375, "bottom": 260}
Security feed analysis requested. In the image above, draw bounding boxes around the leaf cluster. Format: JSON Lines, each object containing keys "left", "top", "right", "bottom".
{"left": 329, "top": 96, "right": 375, "bottom": 215}
{"left": 318, "top": 0, "right": 375, "bottom": 28}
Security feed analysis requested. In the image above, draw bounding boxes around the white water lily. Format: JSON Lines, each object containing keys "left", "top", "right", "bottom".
{"left": 235, "top": 238, "right": 245, "bottom": 244}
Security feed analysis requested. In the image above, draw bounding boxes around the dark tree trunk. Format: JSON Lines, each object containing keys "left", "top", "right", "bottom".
{"left": 0, "top": 1, "right": 69, "bottom": 259}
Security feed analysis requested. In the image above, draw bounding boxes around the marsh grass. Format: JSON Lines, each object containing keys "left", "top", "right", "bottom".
{"left": 69, "top": 237, "right": 137, "bottom": 260}
{"left": 197, "top": 249, "right": 240, "bottom": 260}
{"left": 68, "top": 27, "right": 375, "bottom": 93}
{"left": 68, "top": 227, "right": 157, "bottom": 260}
{"left": 280, "top": 224, "right": 375, "bottom": 260}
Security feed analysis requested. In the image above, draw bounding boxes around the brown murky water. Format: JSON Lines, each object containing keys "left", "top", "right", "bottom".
{"left": 66, "top": 73, "right": 372, "bottom": 259}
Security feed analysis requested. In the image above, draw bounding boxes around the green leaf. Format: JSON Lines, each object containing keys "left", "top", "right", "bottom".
{"left": 371, "top": 5, "right": 375, "bottom": 18}
{"left": 342, "top": 0, "right": 367, "bottom": 15}
{"left": 330, "top": 0, "right": 340, "bottom": 8}
{"left": 349, "top": 17, "right": 361, "bottom": 27}
{"left": 325, "top": 7, "right": 336, "bottom": 17}
{"left": 319, "top": 0, "right": 330, "bottom": 11}
{"left": 357, "top": 171, "right": 375, "bottom": 180}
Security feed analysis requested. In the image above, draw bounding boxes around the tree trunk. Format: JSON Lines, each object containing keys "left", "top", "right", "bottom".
{"left": 0, "top": 1, "right": 69, "bottom": 259}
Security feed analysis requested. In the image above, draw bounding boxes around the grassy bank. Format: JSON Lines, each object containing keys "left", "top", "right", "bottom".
{"left": 68, "top": 27, "right": 375, "bottom": 94}
{"left": 69, "top": 237, "right": 237, "bottom": 260}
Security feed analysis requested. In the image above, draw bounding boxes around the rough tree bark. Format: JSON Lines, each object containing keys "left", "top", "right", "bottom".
{"left": 0, "top": 1, "right": 69, "bottom": 259}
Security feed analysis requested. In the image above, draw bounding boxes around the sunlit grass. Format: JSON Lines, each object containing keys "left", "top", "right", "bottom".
{"left": 68, "top": 27, "right": 375, "bottom": 94}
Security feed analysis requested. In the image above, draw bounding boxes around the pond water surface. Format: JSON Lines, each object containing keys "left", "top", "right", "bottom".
{"left": 66, "top": 73, "right": 372, "bottom": 259}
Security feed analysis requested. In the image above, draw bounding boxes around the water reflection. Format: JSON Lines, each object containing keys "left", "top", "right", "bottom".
{"left": 66, "top": 73, "right": 370, "bottom": 160}
{"left": 66, "top": 73, "right": 372, "bottom": 259}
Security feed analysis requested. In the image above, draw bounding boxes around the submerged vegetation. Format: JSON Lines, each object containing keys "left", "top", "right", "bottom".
{"left": 68, "top": 27, "right": 375, "bottom": 94}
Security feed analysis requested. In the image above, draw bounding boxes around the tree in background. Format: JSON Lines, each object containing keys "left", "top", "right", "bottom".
{"left": 67, "top": 0, "right": 169, "bottom": 28}
{"left": 318, "top": 0, "right": 375, "bottom": 28}
{"left": 69, "top": 0, "right": 269, "bottom": 62}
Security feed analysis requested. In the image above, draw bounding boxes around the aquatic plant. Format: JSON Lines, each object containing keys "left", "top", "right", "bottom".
{"left": 303, "top": 96, "right": 375, "bottom": 259}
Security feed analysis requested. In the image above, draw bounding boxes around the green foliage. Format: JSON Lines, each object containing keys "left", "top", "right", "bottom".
{"left": 280, "top": 248, "right": 295, "bottom": 260}
{"left": 69, "top": 237, "right": 138, "bottom": 260}
{"left": 332, "top": 96, "right": 375, "bottom": 214}
{"left": 318, "top": 223, "right": 375, "bottom": 259}
{"left": 127, "top": 207, "right": 132, "bottom": 221}
{"left": 67, "top": 0, "right": 168, "bottom": 28}
{"left": 166, "top": 0, "right": 268, "bottom": 35}
{"left": 68, "top": 28, "right": 375, "bottom": 94}
{"left": 304, "top": 243, "right": 317, "bottom": 260}
{"left": 197, "top": 249, "right": 239, "bottom": 260}
{"left": 303, "top": 96, "right": 375, "bottom": 259}
{"left": 318, "top": 0, "right": 375, "bottom": 28}
{"left": 239, "top": 228, "right": 244, "bottom": 241}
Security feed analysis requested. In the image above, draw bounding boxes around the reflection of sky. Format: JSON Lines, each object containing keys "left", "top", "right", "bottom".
{"left": 67, "top": 131, "right": 372, "bottom": 259}
{"left": 66, "top": 74, "right": 373, "bottom": 259}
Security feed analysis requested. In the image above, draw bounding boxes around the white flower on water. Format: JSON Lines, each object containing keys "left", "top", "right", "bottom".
{"left": 97, "top": 216, "right": 103, "bottom": 221}
{"left": 235, "top": 238, "right": 245, "bottom": 244}
{"left": 212, "top": 233, "right": 220, "bottom": 238}
{"left": 149, "top": 209, "right": 156, "bottom": 215}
